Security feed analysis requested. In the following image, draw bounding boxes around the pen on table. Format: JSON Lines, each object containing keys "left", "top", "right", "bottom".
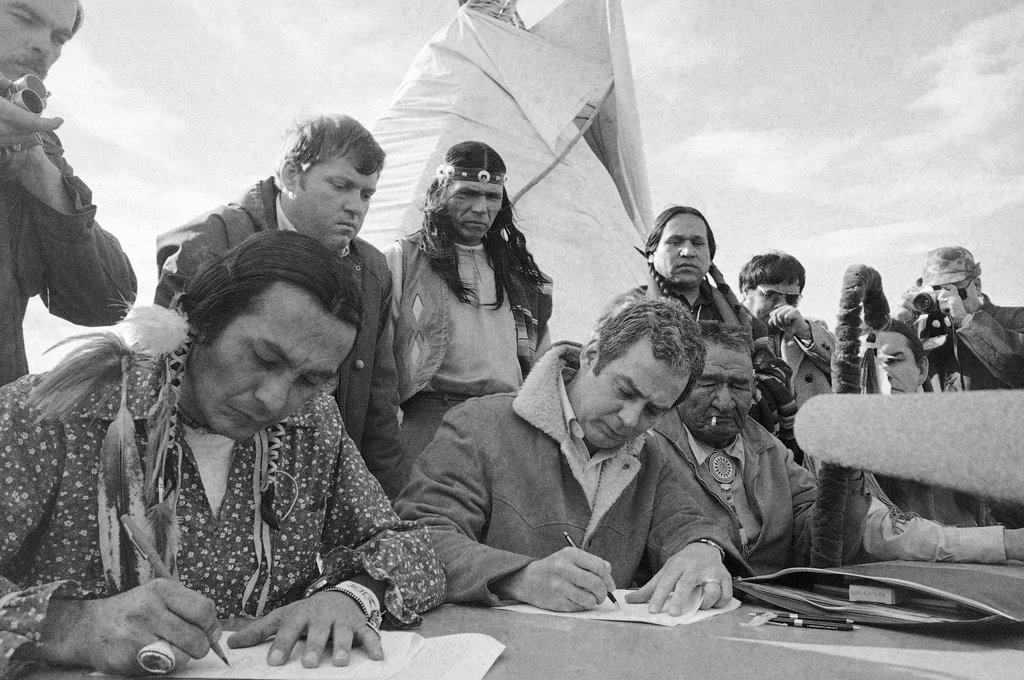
{"left": 120, "top": 514, "right": 230, "bottom": 666}
{"left": 766, "top": 618, "right": 856, "bottom": 631}
{"left": 760, "top": 611, "right": 855, "bottom": 625}
{"left": 562, "top": 532, "right": 618, "bottom": 607}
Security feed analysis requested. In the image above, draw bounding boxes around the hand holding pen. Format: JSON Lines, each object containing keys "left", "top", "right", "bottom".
{"left": 563, "top": 532, "right": 618, "bottom": 608}
{"left": 491, "top": 533, "right": 619, "bottom": 611}
{"left": 120, "top": 515, "right": 230, "bottom": 672}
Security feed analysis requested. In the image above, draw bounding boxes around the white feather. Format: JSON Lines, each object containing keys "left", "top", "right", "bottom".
{"left": 117, "top": 306, "right": 190, "bottom": 356}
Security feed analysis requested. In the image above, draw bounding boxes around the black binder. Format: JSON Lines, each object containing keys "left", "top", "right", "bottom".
{"left": 733, "top": 561, "right": 1024, "bottom": 627}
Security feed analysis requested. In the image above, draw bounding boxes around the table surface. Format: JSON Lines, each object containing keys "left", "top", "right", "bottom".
{"left": 417, "top": 601, "right": 1024, "bottom": 680}
{"left": 26, "top": 602, "right": 1024, "bottom": 680}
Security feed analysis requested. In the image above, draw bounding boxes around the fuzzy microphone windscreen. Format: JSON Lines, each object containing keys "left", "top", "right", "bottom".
{"left": 795, "top": 391, "right": 1024, "bottom": 503}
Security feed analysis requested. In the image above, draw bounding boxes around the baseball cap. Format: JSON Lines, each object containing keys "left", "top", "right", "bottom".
{"left": 920, "top": 246, "right": 982, "bottom": 287}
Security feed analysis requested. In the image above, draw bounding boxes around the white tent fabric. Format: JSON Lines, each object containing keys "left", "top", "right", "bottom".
{"left": 363, "top": 0, "right": 653, "bottom": 340}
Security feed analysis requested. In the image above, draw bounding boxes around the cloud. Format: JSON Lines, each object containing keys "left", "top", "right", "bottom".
{"left": 776, "top": 220, "right": 938, "bottom": 260}
{"left": 906, "top": 3, "right": 1024, "bottom": 142}
{"left": 45, "top": 43, "right": 189, "bottom": 170}
{"left": 668, "top": 129, "right": 860, "bottom": 197}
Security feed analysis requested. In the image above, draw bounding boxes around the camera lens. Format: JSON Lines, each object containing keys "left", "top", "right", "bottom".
{"left": 911, "top": 292, "right": 937, "bottom": 313}
{"left": 13, "top": 89, "right": 44, "bottom": 115}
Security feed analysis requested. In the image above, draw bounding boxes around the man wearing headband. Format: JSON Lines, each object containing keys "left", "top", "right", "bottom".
{"left": 385, "top": 140, "right": 551, "bottom": 486}
{"left": 155, "top": 115, "right": 405, "bottom": 498}
{"left": 0, "top": 0, "right": 136, "bottom": 388}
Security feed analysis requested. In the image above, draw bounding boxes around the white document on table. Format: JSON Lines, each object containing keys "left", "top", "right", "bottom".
{"left": 126, "top": 630, "right": 504, "bottom": 680}
{"left": 496, "top": 589, "right": 741, "bottom": 626}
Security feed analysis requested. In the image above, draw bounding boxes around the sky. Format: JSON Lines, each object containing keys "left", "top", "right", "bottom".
{"left": 23, "top": 0, "right": 1024, "bottom": 370}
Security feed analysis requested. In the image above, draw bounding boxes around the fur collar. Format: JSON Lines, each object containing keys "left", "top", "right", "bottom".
{"left": 513, "top": 344, "right": 643, "bottom": 541}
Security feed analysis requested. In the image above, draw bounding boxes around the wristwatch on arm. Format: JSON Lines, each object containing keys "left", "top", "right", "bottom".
{"left": 303, "top": 577, "right": 383, "bottom": 631}
{"left": 694, "top": 538, "right": 726, "bottom": 559}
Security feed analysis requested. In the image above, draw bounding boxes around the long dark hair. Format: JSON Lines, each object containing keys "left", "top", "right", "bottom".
{"left": 178, "top": 230, "right": 362, "bottom": 342}
{"left": 419, "top": 141, "right": 546, "bottom": 306}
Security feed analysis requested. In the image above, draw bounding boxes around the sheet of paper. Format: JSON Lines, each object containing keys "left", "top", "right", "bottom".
{"left": 165, "top": 630, "right": 422, "bottom": 680}
{"left": 390, "top": 633, "right": 506, "bottom": 680}
{"left": 95, "top": 631, "right": 504, "bottom": 680}
{"left": 496, "top": 589, "right": 741, "bottom": 626}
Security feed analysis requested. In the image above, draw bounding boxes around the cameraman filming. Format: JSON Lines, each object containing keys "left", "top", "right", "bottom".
{"left": 0, "top": 0, "right": 136, "bottom": 387}
{"left": 895, "top": 246, "right": 1024, "bottom": 392}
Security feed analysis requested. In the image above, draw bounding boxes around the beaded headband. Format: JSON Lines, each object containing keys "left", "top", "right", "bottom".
{"left": 436, "top": 163, "right": 507, "bottom": 185}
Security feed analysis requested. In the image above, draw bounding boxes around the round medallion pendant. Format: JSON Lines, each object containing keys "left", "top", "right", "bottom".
{"left": 707, "top": 451, "right": 737, "bottom": 485}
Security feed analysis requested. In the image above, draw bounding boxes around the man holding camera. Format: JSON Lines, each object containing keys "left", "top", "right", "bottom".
{"left": 895, "top": 246, "right": 1024, "bottom": 392}
{"left": 738, "top": 251, "right": 834, "bottom": 410}
{"left": 0, "top": 0, "right": 137, "bottom": 387}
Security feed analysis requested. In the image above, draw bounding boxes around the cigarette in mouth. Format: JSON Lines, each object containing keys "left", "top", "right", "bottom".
{"left": 711, "top": 416, "right": 718, "bottom": 427}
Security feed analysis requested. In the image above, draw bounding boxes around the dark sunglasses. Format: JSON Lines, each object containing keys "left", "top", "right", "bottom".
{"left": 757, "top": 285, "right": 802, "bottom": 306}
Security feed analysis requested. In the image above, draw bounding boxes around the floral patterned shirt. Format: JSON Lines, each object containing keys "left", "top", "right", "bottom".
{"left": 0, "top": 368, "right": 444, "bottom": 678}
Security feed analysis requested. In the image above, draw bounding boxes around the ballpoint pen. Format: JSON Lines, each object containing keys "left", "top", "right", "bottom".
{"left": 762, "top": 611, "right": 856, "bottom": 625}
{"left": 120, "top": 515, "right": 230, "bottom": 667}
{"left": 766, "top": 618, "right": 856, "bottom": 631}
{"left": 563, "top": 532, "right": 618, "bottom": 606}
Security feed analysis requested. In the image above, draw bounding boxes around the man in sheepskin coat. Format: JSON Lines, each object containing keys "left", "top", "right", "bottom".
{"left": 396, "top": 295, "right": 745, "bottom": 616}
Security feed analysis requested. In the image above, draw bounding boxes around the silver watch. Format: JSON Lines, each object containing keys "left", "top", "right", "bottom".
{"left": 319, "top": 580, "right": 382, "bottom": 631}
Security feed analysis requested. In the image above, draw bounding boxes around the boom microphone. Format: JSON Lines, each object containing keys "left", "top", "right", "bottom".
{"left": 796, "top": 390, "right": 1024, "bottom": 504}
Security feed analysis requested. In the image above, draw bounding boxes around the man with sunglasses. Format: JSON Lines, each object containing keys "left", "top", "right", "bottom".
{"left": 894, "top": 246, "right": 1024, "bottom": 392}
{"left": 738, "top": 251, "right": 835, "bottom": 411}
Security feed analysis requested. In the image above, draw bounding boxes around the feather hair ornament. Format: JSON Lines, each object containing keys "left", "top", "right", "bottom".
{"left": 29, "top": 304, "right": 291, "bottom": 606}
{"left": 811, "top": 264, "right": 888, "bottom": 567}
{"left": 27, "top": 306, "right": 193, "bottom": 590}
{"left": 96, "top": 355, "right": 150, "bottom": 590}
{"left": 29, "top": 332, "right": 137, "bottom": 424}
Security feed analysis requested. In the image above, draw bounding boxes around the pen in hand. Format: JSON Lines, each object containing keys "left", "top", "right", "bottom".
{"left": 120, "top": 514, "right": 230, "bottom": 666}
{"left": 563, "top": 531, "right": 618, "bottom": 607}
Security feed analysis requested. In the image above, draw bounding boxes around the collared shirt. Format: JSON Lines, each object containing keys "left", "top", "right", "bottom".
{"left": 684, "top": 425, "right": 762, "bottom": 545}
{"left": 559, "top": 367, "right": 620, "bottom": 507}
{"left": 275, "top": 195, "right": 297, "bottom": 232}
{"left": 683, "top": 279, "right": 716, "bottom": 319}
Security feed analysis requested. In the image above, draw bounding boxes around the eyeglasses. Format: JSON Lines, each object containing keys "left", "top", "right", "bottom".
{"left": 756, "top": 285, "right": 802, "bottom": 306}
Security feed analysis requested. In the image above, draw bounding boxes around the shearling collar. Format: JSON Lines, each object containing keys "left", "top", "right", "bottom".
{"left": 513, "top": 344, "right": 643, "bottom": 541}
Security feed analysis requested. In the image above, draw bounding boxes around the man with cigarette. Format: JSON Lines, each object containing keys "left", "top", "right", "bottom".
{"left": 0, "top": 0, "right": 137, "bottom": 387}
{"left": 650, "top": 321, "right": 870, "bottom": 574}
{"left": 654, "top": 320, "right": 1024, "bottom": 573}
{"left": 396, "top": 295, "right": 742, "bottom": 614}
